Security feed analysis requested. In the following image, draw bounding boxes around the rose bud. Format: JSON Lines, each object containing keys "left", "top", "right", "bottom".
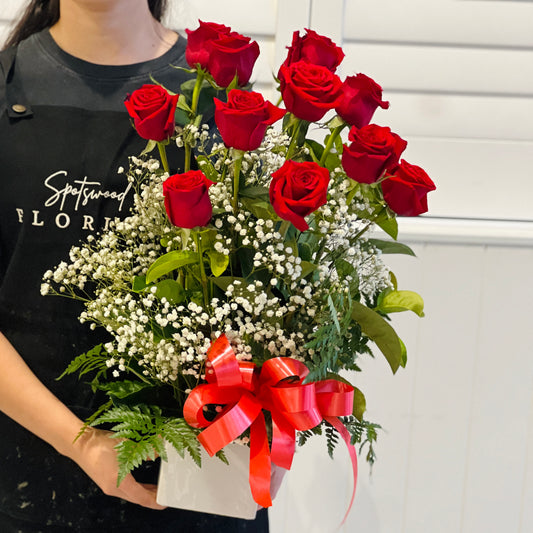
{"left": 185, "top": 20, "right": 231, "bottom": 70}
{"left": 269, "top": 160, "right": 330, "bottom": 231}
{"left": 214, "top": 90, "right": 285, "bottom": 151}
{"left": 381, "top": 160, "right": 436, "bottom": 217}
{"left": 281, "top": 29, "right": 344, "bottom": 73}
{"left": 341, "top": 124, "right": 407, "bottom": 184}
{"left": 207, "top": 32, "right": 260, "bottom": 87}
{"left": 124, "top": 84, "right": 179, "bottom": 142}
{"left": 163, "top": 170, "right": 215, "bottom": 228}
{"left": 278, "top": 60, "right": 344, "bottom": 122}
{"left": 336, "top": 73, "right": 390, "bottom": 128}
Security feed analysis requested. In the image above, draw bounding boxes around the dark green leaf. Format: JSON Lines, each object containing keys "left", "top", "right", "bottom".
{"left": 375, "top": 216, "right": 398, "bottom": 240}
{"left": 369, "top": 238, "right": 416, "bottom": 256}
{"left": 132, "top": 275, "right": 148, "bottom": 292}
{"left": 351, "top": 301, "right": 403, "bottom": 373}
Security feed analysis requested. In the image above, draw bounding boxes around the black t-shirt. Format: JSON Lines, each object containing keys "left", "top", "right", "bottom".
{"left": 0, "top": 30, "right": 268, "bottom": 532}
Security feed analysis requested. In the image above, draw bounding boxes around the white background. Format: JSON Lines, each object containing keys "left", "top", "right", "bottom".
{"left": 1, "top": 1, "right": 533, "bottom": 532}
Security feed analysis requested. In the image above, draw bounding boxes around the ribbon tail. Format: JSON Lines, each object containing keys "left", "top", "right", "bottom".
{"left": 270, "top": 414, "right": 296, "bottom": 470}
{"left": 249, "top": 412, "right": 272, "bottom": 508}
{"left": 326, "top": 416, "right": 358, "bottom": 526}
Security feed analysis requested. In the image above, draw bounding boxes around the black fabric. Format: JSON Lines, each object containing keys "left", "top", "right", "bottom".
{"left": 0, "top": 31, "right": 268, "bottom": 532}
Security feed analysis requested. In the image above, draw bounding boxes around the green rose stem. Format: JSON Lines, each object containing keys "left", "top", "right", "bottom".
{"left": 157, "top": 141, "right": 170, "bottom": 174}
{"left": 286, "top": 118, "right": 302, "bottom": 160}
{"left": 183, "top": 69, "right": 206, "bottom": 173}
{"left": 319, "top": 123, "right": 347, "bottom": 167}
{"left": 232, "top": 148, "right": 245, "bottom": 215}
{"left": 193, "top": 231, "right": 210, "bottom": 308}
{"left": 190, "top": 69, "right": 205, "bottom": 116}
{"left": 184, "top": 144, "right": 192, "bottom": 172}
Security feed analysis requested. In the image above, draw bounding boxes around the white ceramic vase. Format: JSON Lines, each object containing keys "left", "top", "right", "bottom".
{"left": 156, "top": 441, "right": 259, "bottom": 520}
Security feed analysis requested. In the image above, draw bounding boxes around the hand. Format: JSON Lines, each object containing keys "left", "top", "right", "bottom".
{"left": 67, "top": 427, "right": 166, "bottom": 510}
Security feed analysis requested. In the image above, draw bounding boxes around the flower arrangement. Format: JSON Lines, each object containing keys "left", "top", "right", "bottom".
{"left": 42, "top": 21, "right": 435, "bottom": 515}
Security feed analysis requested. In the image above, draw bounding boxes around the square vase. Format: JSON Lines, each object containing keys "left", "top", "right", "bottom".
{"left": 156, "top": 441, "right": 258, "bottom": 520}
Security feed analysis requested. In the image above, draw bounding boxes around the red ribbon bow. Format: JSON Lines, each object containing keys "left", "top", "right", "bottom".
{"left": 183, "top": 335, "right": 358, "bottom": 519}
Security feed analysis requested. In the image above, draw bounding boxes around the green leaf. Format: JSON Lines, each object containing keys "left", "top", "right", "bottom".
{"left": 146, "top": 250, "right": 199, "bottom": 284}
{"left": 369, "top": 238, "right": 416, "bottom": 256}
{"left": 196, "top": 155, "right": 219, "bottom": 183}
{"left": 351, "top": 301, "right": 403, "bottom": 374}
{"left": 211, "top": 276, "right": 244, "bottom": 293}
{"left": 97, "top": 380, "right": 152, "bottom": 399}
{"left": 376, "top": 216, "right": 398, "bottom": 240}
{"left": 199, "top": 228, "right": 217, "bottom": 249}
{"left": 376, "top": 289, "right": 425, "bottom": 317}
{"left": 176, "top": 94, "right": 193, "bottom": 114}
{"left": 206, "top": 250, "right": 229, "bottom": 277}
{"left": 154, "top": 278, "right": 186, "bottom": 304}
{"left": 305, "top": 139, "right": 324, "bottom": 162}
{"left": 174, "top": 107, "right": 190, "bottom": 127}
{"left": 298, "top": 242, "right": 312, "bottom": 262}
{"left": 299, "top": 260, "right": 318, "bottom": 279}
{"left": 132, "top": 275, "right": 148, "bottom": 292}
{"left": 240, "top": 197, "right": 278, "bottom": 221}
{"left": 140, "top": 139, "right": 157, "bottom": 156}
{"left": 399, "top": 337, "right": 408, "bottom": 368}
{"left": 352, "top": 387, "right": 367, "bottom": 421}
{"left": 335, "top": 258, "right": 355, "bottom": 279}
{"left": 239, "top": 185, "right": 270, "bottom": 199}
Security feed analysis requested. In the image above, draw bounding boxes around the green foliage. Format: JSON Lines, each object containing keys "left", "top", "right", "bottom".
{"left": 368, "top": 238, "right": 416, "bottom": 256}
{"left": 341, "top": 416, "right": 382, "bottom": 467}
{"left": 375, "top": 289, "right": 425, "bottom": 317}
{"left": 351, "top": 301, "right": 403, "bottom": 374}
{"left": 146, "top": 250, "right": 199, "bottom": 284}
{"left": 297, "top": 423, "right": 323, "bottom": 447}
{"left": 305, "top": 291, "right": 370, "bottom": 383}
{"left": 206, "top": 250, "right": 229, "bottom": 277}
{"left": 325, "top": 422, "right": 340, "bottom": 459}
{"left": 56, "top": 344, "right": 109, "bottom": 385}
{"left": 92, "top": 404, "right": 203, "bottom": 485}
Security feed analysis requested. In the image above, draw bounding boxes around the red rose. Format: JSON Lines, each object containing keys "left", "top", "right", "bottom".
{"left": 163, "top": 170, "right": 214, "bottom": 228}
{"left": 278, "top": 61, "right": 343, "bottom": 122}
{"left": 269, "top": 160, "right": 330, "bottom": 231}
{"left": 381, "top": 160, "right": 436, "bottom": 216}
{"left": 281, "top": 29, "right": 344, "bottom": 72}
{"left": 207, "top": 32, "right": 260, "bottom": 87}
{"left": 341, "top": 125, "right": 407, "bottom": 184}
{"left": 336, "top": 74, "right": 390, "bottom": 128}
{"left": 214, "top": 90, "right": 285, "bottom": 151}
{"left": 124, "top": 84, "right": 179, "bottom": 142}
{"left": 185, "top": 20, "right": 231, "bottom": 70}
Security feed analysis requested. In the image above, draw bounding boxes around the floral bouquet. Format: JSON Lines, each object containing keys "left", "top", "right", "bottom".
{"left": 42, "top": 21, "right": 435, "bottom": 520}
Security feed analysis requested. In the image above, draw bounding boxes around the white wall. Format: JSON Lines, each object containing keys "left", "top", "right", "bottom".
{"left": 2, "top": 1, "right": 532, "bottom": 531}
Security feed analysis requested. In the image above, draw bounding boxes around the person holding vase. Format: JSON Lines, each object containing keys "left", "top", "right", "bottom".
{"left": 0, "top": 1, "right": 268, "bottom": 531}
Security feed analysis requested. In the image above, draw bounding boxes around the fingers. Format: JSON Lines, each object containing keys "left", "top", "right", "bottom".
{"left": 116, "top": 475, "right": 167, "bottom": 510}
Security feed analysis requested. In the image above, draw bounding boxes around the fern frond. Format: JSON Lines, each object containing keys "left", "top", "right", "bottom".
{"left": 160, "top": 418, "right": 202, "bottom": 467}
{"left": 115, "top": 438, "right": 159, "bottom": 485}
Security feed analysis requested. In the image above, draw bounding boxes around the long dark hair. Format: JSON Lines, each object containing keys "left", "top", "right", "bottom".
{"left": 3, "top": 0, "right": 168, "bottom": 49}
